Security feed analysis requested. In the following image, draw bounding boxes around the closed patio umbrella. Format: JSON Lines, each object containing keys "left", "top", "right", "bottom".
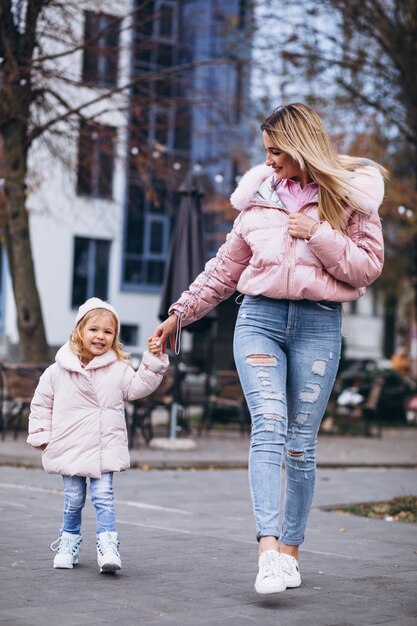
{"left": 159, "top": 171, "right": 215, "bottom": 326}
{"left": 159, "top": 170, "right": 216, "bottom": 438}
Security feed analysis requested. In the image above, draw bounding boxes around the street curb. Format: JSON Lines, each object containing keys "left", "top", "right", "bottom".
{"left": 1, "top": 456, "right": 417, "bottom": 471}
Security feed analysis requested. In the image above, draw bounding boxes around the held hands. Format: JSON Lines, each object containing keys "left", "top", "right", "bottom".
{"left": 152, "top": 313, "right": 179, "bottom": 352}
{"left": 147, "top": 336, "right": 163, "bottom": 355}
{"left": 288, "top": 213, "right": 319, "bottom": 239}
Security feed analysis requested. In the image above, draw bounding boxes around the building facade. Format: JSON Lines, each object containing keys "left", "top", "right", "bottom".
{"left": 0, "top": 0, "right": 253, "bottom": 358}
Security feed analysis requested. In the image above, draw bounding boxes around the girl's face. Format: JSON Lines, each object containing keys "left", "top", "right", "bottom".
{"left": 79, "top": 312, "right": 116, "bottom": 363}
{"left": 262, "top": 130, "right": 308, "bottom": 186}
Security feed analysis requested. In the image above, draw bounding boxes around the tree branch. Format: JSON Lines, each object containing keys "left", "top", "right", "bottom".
{"left": 27, "top": 56, "right": 227, "bottom": 143}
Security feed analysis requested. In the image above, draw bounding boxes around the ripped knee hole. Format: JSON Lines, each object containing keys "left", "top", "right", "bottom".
{"left": 246, "top": 354, "right": 277, "bottom": 366}
{"left": 287, "top": 450, "right": 305, "bottom": 459}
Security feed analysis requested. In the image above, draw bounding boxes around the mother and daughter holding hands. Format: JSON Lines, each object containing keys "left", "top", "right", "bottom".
{"left": 28, "top": 103, "right": 385, "bottom": 594}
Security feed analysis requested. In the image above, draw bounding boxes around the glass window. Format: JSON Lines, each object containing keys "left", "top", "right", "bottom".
{"left": 235, "top": 63, "right": 244, "bottom": 123}
{"left": 239, "top": 0, "right": 247, "bottom": 29}
{"left": 150, "top": 220, "right": 164, "bottom": 254}
{"left": 156, "top": 42, "right": 174, "bottom": 68}
{"left": 122, "top": 181, "right": 170, "bottom": 289}
{"left": 155, "top": 110, "right": 170, "bottom": 146}
{"left": 120, "top": 324, "right": 139, "bottom": 346}
{"left": 77, "top": 122, "right": 117, "bottom": 199}
{"left": 174, "top": 106, "right": 191, "bottom": 152}
{"left": 146, "top": 260, "right": 165, "bottom": 285}
{"left": 125, "top": 184, "right": 145, "bottom": 254}
{"left": 82, "top": 11, "right": 120, "bottom": 88}
{"left": 72, "top": 237, "right": 111, "bottom": 307}
{"left": 159, "top": 4, "right": 174, "bottom": 39}
{"left": 123, "top": 258, "right": 145, "bottom": 285}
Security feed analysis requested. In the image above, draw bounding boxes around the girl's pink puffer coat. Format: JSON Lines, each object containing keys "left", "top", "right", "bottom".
{"left": 169, "top": 163, "right": 385, "bottom": 326}
{"left": 27, "top": 344, "right": 169, "bottom": 478}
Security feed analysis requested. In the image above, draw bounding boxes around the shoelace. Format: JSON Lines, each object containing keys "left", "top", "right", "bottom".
{"left": 50, "top": 536, "right": 81, "bottom": 554}
{"left": 259, "top": 554, "right": 282, "bottom": 580}
{"left": 97, "top": 534, "right": 119, "bottom": 556}
{"left": 50, "top": 537, "right": 61, "bottom": 552}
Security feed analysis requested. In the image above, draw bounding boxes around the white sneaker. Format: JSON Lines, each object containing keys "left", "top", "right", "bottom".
{"left": 96, "top": 531, "right": 121, "bottom": 573}
{"left": 255, "top": 550, "right": 286, "bottom": 594}
{"left": 281, "top": 553, "right": 301, "bottom": 588}
{"left": 50, "top": 532, "right": 82, "bottom": 569}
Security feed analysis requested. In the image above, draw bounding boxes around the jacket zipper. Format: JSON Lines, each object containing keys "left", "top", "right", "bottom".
{"left": 286, "top": 202, "right": 317, "bottom": 299}
{"left": 252, "top": 198, "right": 317, "bottom": 301}
{"left": 286, "top": 233, "right": 294, "bottom": 299}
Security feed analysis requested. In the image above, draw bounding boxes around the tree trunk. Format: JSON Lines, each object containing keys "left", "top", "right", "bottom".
{"left": 3, "top": 119, "right": 50, "bottom": 362}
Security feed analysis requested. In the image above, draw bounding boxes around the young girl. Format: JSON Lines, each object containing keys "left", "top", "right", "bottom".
{"left": 27, "top": 297, "right": 168, "bottom": 573}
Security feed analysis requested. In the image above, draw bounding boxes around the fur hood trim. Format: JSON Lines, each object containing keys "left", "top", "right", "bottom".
{"left": 230, "top": 164, "right": 274, "bottom": 211}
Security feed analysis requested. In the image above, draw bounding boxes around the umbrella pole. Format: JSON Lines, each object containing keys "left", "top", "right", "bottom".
{"left": 169, "top": 352, "right": 181, "bottom": 439}
{"left": 169, "top": 402, "right": 178, "bottom": 439}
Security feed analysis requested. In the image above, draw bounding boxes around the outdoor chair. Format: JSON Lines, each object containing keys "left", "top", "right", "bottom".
{"left": 356, "top": 376, "right": 384, "bottom": 437}
{"left": 200, "top": 369, "right": 250, "bottom": 434}
{"left": 0, "top": 362, "right": 49, "bottom": 440}
{"left": 334, "top": 375, "right": 384, "bottom": 437}
{"left": 179, "top": 371, "right": 208, "bottom": 427}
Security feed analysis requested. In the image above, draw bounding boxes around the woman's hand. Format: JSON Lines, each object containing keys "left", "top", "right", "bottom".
{"left": 153, "top": 313, "right": 179, "bottom": 351}
{"left": 288, "top": 213, "right": 319, "bottom": 239}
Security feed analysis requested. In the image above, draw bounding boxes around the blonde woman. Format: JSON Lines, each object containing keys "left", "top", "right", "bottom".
{"left": 155, "top": 103, "right": 386, "bottom": 594}
{"left": 28, "top": 298, "right": 168, "bottom": 573}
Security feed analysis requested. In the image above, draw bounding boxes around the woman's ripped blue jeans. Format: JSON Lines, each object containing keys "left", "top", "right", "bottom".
{"left": 61, "top": 472, "right": 116, "bottom": 536}
{"left": 234, "top": 296, "right": 341, "bottom": 546}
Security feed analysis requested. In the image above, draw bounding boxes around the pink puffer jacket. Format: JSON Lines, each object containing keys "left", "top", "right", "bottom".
{"left": 169, "top": 163, "right": 385, "bottom": 326}
{"left": 27, "top": 344, "right": 169, "bottom": 478}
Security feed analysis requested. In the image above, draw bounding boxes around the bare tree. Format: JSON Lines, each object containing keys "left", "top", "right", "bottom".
{"left": 0, "top": 0, "right": 249, "bottom": 361}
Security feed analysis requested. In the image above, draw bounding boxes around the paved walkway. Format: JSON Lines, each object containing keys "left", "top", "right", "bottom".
{"left": 1, "top": 427, "right": 417, "bottom": 470}
{"left": 1, "top": 427, "right": 417, "bottom": 625}
{"left": 0, "top": 465, "right": 416, "bottom": 625}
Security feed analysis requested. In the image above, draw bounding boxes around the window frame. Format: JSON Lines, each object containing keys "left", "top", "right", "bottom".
{"left": 121, "top": 180, "right": 171, "bottom": 292}
{"left": 71, "top": 236, "right": 111, "bottom": 308}
{"left": 77, "top": 121, "right": 117, "bottom": 200}
{"left": 82, "top": 10, "right": 120, "bottom": 89}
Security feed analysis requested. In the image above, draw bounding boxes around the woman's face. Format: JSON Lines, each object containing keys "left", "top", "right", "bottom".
{"left": 262, "top": 131, "right": 306, "bottom": 184}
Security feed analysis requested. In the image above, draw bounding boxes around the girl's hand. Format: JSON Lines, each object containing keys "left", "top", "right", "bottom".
{"left": 288, "top": 213, "right": 319, "bottom": 239}
{"left": 147, "top": 336, "right": 163, "bottom": 355}
{"left": 153, "top": 313, "right": 179, "bottom": 351}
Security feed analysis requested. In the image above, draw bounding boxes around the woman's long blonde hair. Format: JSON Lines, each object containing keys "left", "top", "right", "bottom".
{"left": 70, "top": 309, "right": 130, "bottom": 364}
{"left": 260, "top": 103, "right": 389, "bottom": 231}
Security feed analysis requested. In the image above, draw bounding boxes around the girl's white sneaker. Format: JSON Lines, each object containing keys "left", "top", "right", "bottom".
{"left": 96, "top": 531, "right": 121, "bottom": 573}
{"left": 281, "top": 553, "right": 302, "bottom": 588}
{"left": 50, "top": 532, "right": 82, "bottom": 569}
{"left": 255, "top": 550, "right": 286, "bottom": 594}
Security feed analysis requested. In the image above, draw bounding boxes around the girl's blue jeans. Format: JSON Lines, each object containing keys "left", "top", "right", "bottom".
{"left": 61, "top": 472, "right": 116, "bottom": 536}
{"left": 234, "top": 296, "right": 341, "bottom": 546}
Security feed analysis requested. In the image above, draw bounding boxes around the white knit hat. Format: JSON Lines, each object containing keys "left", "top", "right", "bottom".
{"left": 75, "top": 298, "right": 120, "bottom": 334}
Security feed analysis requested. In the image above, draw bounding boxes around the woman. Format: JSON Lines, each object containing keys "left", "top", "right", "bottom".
{"left": 154, "top": 103, "right": 386, "bottom": 594}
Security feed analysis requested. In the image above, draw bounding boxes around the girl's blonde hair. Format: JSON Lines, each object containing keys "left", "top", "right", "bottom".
{"left": 70, "top": 309, "right": 130, "bottom": 364}
{"left": 261, "top": 103, "right": 389, "bottom": 232}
